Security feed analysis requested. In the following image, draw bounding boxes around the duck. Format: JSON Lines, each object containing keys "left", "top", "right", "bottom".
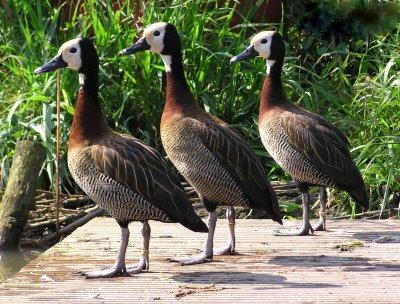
{"left": 34, "top": 37, "right": 208, "bottom": 278}
{"left": 231, "top": 31, "right": 369, "bottom": 235}
{"left": 120, "top": 22, "right": 282, "bottom": 265}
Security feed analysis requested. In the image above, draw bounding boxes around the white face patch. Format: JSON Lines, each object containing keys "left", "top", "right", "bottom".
{"left": 142, "top": 22, "right": 168, "bottom": 54}
{"left": 58, "top": 38, "right": 82, "bottom": 71}
{"left": 251, "top": 31, "right": 275, "bottom": 60}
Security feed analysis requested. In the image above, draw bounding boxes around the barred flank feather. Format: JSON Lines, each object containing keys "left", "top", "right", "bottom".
{"left": 68, "top": 131, "right": 208, "bottom": 231}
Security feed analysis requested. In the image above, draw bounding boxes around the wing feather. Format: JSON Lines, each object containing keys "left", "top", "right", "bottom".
{"left": 88, "top": 133, "right": 200, "bottom": 224}
{"left": 280, "top": 110, "right": 359, "bottom": 187}
{"left": 190, "top": 116, "right": 281, "bottom": 222}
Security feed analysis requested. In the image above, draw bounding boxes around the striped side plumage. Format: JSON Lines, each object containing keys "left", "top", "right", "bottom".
{"left": 68, "top": 131, "right": 208, "bottom": 232}
{"left": 260, "top": 104, "right": 368, "bottom": 208}
{"left": 161, "top": 107, "right": 281, "bottom": 223}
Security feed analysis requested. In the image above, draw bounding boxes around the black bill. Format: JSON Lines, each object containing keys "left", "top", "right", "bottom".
{"left": 34, "top": 54, "right": 67, "bottom": 74}
{"left": 119, "top": 38, "right": 151, "bottom": 55}
{"left": 230, "top": 45, "right": 259, "bottom": 63}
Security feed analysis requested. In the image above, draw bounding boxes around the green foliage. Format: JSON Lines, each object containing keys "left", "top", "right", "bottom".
{"left": 0, "top": 0, "right": 399, "bottom": 216}
{"left": 287, "top": 0, "right": 400, "bottom": 40}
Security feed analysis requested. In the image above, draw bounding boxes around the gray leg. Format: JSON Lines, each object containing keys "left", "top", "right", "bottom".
{"left": 83, "top": 226, "right": 129, "bottom": 279}
{"left": 172, "top": 211, "right": 217, "bottom": 265}
{"left": 314, "top": 187, "right": 327, "bottom": 231}
{"left": 300, "top": 192, "right": 314, "bottom": 235}
{"left": 214, "top": 206, "right": 236, "bottom": 255}
{"left": 127, "top": 221, "right": 150, "bottom": 274}
{"left": 274, "top": 192, "right": 314, "bottom": 236}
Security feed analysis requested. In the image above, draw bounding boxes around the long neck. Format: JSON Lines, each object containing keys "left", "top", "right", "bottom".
{"left": 69, "top": 69, "right": 108, "bottom": 148}
{"left": 163, "top": 51, "right": 197, "bottom": 114}
{"left": 259, "top": 58, "right": 286, "bottom": 117}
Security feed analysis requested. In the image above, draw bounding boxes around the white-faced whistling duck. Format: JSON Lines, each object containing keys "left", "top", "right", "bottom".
{"left": 231, "top": 31, "right": 368, "bottom": 236}
{"left": 120, "top": 23, "right": 282, "bottom": 265}
{"left": 34, "top": 38, "right": 207, "bottom": 278}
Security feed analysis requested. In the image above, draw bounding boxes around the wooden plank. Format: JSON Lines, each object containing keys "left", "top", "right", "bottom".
{"left": 0, "top": 218, "right": 399, "bottom": 303}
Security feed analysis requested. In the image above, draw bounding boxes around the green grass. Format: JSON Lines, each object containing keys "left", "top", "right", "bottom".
{"left": 0, "top": 0, "right": 399, "bottom": 217}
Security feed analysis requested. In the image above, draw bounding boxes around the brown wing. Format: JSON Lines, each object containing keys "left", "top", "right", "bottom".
{"left": 193, "top": 116, "right": 281, "bottom": 223}
{"left": 89, "top": 133, "right": 207, "bottom": 231}
{"left": 280, "top": 110, "right": 367, "bottom": 201}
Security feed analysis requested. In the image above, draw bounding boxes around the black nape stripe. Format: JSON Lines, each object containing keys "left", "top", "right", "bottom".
{"left": 78, "top": 38, "right": 99, "bottom": 93}
{"left": 162, "top": 23, "right": 181, "bottom": 56}
{"left": 269, "top": 33, "right": 285, "bottom": 61}
{"left": 268, "top": 33, "right": 285, "bottom": 85}
{"left": 161, "top": 23, "right": 188, "bottom": 87}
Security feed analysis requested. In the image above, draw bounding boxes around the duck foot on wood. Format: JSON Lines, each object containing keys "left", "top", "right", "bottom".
{"left": 126, "top": 255, "right": 149, "bottom": 274}
{"left": 314, "top": 187, "right": 327, "bottom": 231}
{"left": 171, "top": 252, "right": 213, "bottom": 265}
{"left": 274, "top": 223, "right": 314, "bottom": 236}
{"left": 171, "top": 210, "right": 216, "bottom": 265}
{"left": 213, "top": 243, "right": 235, "bottom": 255}
{"left": 313, "top": 219, "right": 326, "bottom": 231}
{"left": 81, "top": 264, "right": 128, "bottom": 279}
{"left": 213, "top": 206, "right": 236, "bottom": 256}
{"left": 82, "top": 256, "right": 149, "bottom": 278}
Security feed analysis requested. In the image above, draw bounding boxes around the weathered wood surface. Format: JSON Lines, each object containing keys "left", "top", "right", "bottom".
{"left": 0, "top": 140, "right": 46, "bottom": 248}
{"left": 0, "top": 218, "right": 399, "bottom": 303}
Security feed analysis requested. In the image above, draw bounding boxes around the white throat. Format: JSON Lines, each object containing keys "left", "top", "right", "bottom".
{"left": 160, "top": 55, "right": 172, "bottom": 72}
{"left": 79, "top": 73, "right": 86, "bottom": 85}
{"left": 266, "top": 59, "right": 275, "bottom": 75}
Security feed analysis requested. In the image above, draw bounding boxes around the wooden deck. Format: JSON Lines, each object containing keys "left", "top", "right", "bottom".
{"left": 0, "top": 218, "right": 399, "bottom": 303}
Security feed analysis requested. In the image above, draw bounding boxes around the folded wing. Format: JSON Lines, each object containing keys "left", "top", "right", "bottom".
{"left": 192, "top": 117, "right": 282, "bottom": 223}
{"left": 280, "top": 111, "right": 368, "bottom": 207}
{"left": 90, "top": 133, "right": 208, "bottom": 231}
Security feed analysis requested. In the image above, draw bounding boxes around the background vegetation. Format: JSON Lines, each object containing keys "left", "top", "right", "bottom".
{"left": 0, "top": 0, "right": 399, "bottom": 218}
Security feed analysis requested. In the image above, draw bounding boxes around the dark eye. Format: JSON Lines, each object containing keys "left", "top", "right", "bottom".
{"left": 261, "top": 39, "right": 268, "bottom": 44}
{"left": 70, "top": 47, "right": 77, "bottom": 53}
{"left": 154, "top": 31, "right": 160, "bottom": 36}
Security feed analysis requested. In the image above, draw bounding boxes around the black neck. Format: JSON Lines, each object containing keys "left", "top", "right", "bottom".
{"left": 164, "top": 50, "right": 198, "bottom": 111}
{"left": 267, "top": 57, "right": 283, "bottom": 93}
{"left": 259, "top": 57, "right": 286, "bottom": 116}
{"left": 80, "top": 67, "right": 99, "bottom": 96}
{"left": 78, "top": 67, "right": 104, "bottom": 122}
{"left": 166, "top": 51, "right": 190, "bottom": 91}
{"left": 69, "top": 67, "right": 108, "bottom": 146}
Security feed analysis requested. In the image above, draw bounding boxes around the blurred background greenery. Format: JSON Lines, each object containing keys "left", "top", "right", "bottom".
{"left": 0, "top": 0, "right": 399, "bottom": 218}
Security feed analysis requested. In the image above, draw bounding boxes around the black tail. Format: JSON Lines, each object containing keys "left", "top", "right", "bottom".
{"left": 177, "top": 195, "right": 209, "bottom": 232}
{"left": 264, "top": 201, "right": 283, "bottom": 225}
{"left": 179, "top": 217, "right": 208, "bottom": 233}
{"left": 250, "top": 185, "right": 283, "bottom": 225}
{"left": 266, "top": 209, "right": 283, "bottom": 225}
{"left": 165, "top": 184, "right": 208, "bottom": 233}
{"left": 349, "top": 185, "right": 369, "bottom": 210}
{"left": 343, "top": 169, "right": 369, "bottom": 209}
{"left": 266, "top": 183, "right": 283, "bottom": 224}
